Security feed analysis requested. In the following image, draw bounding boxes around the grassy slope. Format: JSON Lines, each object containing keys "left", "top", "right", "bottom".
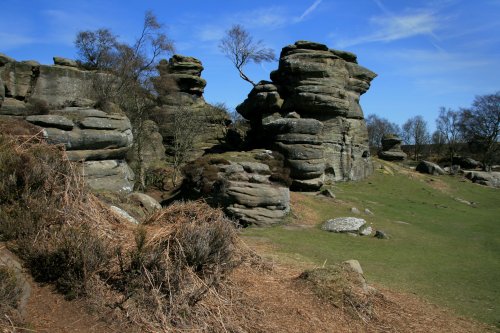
{"left": 242, "top": 161, "right": 500, "bottom": 325}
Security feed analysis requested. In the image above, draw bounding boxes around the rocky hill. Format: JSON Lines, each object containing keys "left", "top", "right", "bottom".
{"left": 0, "top": 40, "right": 377, "bottom": 225}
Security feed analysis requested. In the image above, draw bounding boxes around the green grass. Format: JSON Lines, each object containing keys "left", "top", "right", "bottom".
{"left": 241, "top": 161, "right": 500, "bottom": 325}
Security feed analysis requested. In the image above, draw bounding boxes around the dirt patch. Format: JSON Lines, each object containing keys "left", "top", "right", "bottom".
{"left": 289, "top": 192, "right": 321, "bottom": 227}
{"left": 24, "top": 278, "right": 134, "bottom": 333}
{"left": 424, "top": 177, "right": 452, "bottom": 194}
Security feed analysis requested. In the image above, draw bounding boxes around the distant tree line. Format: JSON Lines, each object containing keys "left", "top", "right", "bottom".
{"left": 367, "top": 91, "right": 500, "bottom": 169}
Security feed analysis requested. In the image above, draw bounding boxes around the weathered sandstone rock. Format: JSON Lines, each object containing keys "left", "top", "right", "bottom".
{"left": 1, "top": 54, "right": 137, "bottom": 194}
{"left": 416, "top": 160, "right": 446, "bottom": 175}
{"left": 82, "top": 160, "right": 135, "bottom": 193}
{"left": 237, "top": 41, "right": 376, "bottom": 190}
{"left": 126, "top": 192, "right": 162, "bottom": 214}
{"left": 378, "top": 134, "right": 406, "bottom": 161}
{"left": 464, "top": 171, "right": 500, "bottom": 188}
{"left": 321, "top": 217, "right": 371, "bottom": 234}
{"left": 182, "top": 153, "right": 290, "bottom": 226}
{"left": 53, "top": 56, "right": 78, "bottom": 68}
{"left": 0, "top": 54, "right": 94, "bottom": 112}
{"left": 152, "top": 54, "right": 228, "bottom": 163}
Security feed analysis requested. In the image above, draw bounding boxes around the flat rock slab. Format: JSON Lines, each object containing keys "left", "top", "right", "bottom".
{"left": 322, "top": 217, "right": 367, "bottom": 233}
{"left": 26, "top": 115, "right": 74, "bottom": 130}
{"left": 79, "top": 116, "right": 130, "bottom": 131}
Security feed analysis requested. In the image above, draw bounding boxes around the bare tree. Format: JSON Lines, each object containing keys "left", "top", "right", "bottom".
{"left": 459, "top": 91, "right": 500, "bottom": 170}
{"left": 219, "top": 24, "right": 276, "bottom": 86}
{"left": 75, "top": 28, "right": 118, "bottom": 70}
{"left": 366, "top": 114, "right": 401, "bottom": 149}
{"left": 436, "top": 107, "right": 462, "bottom": 164}
{"left": 402, "top": 115, "right": 430, "bottom": 160}
{"left": 74, "top": 11, "right": 175, "bottom": 191}
{"left": 170, "top": 107, "right": 204, "bottom": 186}
{"left": 75, "top": 11, "right": 174, "bottom": 106}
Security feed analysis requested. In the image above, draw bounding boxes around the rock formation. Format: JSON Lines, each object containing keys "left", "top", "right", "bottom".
{"left": 0, "top": 54, "right": 135, "bottom": 193}
{"left": 464, "top": 171, "right": 500, "bottom": 188}
{"left": 0, "top": 53, "right": 94, "bottom": 115}
{"left": 237, "top": 41, "right": 377, "bottom": 190}
{"left": 416, "top": 160, "right": 446, "bottom": 176}
{"left": 152, "top": 55, "right": 228, "bottom": 160}
{"left": 378, "top": 134, "right": 407, "bottom": 161}
{"left": 182, "top": 151, "right": 290, "bottom": 226}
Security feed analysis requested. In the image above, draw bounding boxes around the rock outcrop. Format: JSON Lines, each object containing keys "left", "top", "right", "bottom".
{"left": 182, "top": 152, "right": 290, "bottom": 226}
{"left": 0, "top": 53, "right": 94, "bottom": 115}
{"left": 0, "top": 53, "right": 135, "bottom": 193}
{"left": 378, "top": 134, "right": 406, "bottom": 161}
{"left": 26, "top": 107, "right": 135, "bottom": 193}
{"left": 152, "top": 55, "right": 228, "bottom": 161}
{"left": 237, "top": 41, "right": 376, "bottom": 190}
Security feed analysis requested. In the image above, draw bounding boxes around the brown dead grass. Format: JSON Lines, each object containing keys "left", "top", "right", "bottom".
{"left": 289, "top": 192, "right": 321, "bottom": 227}
{"left": 229, "top": 260, "right": 493, "bottom": 333}
{"left": 1, "top": 120, "right": 493, "bottom": 332}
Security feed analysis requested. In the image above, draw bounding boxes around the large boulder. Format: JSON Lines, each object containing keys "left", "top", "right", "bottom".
{"left": 416, "top": 160, "right": 445, "bottom": 175}
{"left": 28, "top": 107, "right": 135, "bottom": 193}
{"left": 81, "top": 160, "right": 135, "bottom": 193}
{"left": 378, "top": 134, "right": 406, "bottom": 161}
{"left": 464, "top": 171, "right": 500, "bottom": 188}
{"left": 182, "top": 153, "right": 290, "bottom": 226}
{"left": 0, "top": 55, "right": 99, "bottom": 115}
{"left": 0, "top": 55, "right": 93, "bottom": 111}
{"left": 237, "top": 41, "right": 376, "bottom": 190}
{"left": 452, "top": 156, "right": 482, "bottom": 169}
{"left": 0, "top": 54, "right": 137, "bottom": 195}
{"left": 53, "top": 56, "right": 78, "bottom": 68}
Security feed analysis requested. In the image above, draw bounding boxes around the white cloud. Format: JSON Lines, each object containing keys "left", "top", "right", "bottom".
{"left": 338, "top": 11, "right": 440, "bottom": 47}
{"left": 0, "top": 32, "right": 34, "bottom": 50}
{"left": 233, "top": 7, "right": 288, "bottom": 29}
{"left": 197, "top": 25, "right": 226, "bottom": 42}
{"left": 296, "top": 0, "right": 323, "bottom": 22}
{"left": 389, "top": 49, "right": 492, "bottom": 74}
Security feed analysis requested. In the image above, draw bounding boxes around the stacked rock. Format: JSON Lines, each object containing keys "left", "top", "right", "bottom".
{"left": 237, "top": 41, "right": 377, "bottom": 190}
{"left": 378, "top": 134, "right": 407, "bottom": 161}
{"left": 152, "top": 55, "right": 228, "bottom": 160}
{"left": 0, "top": 53, "right": 135, "bottom": 193}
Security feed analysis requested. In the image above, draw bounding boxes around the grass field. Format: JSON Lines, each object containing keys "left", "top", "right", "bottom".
{"left": 241, "top": 160, "right": 500, "bottom": 326}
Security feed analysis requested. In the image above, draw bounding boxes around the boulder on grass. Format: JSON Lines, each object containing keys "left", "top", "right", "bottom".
{"left": 322, "top": 217, "right": 370, "bottom": 235}
{"left": 464, "top": 171, "right": 500, "bottom": 188}
{"left": 416, "top": 160, "right": 445, "bottom": 175}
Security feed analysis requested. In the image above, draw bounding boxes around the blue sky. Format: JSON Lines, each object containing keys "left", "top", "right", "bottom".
{"left": 1, "top": 0, "right": 499, "bottom": 131}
